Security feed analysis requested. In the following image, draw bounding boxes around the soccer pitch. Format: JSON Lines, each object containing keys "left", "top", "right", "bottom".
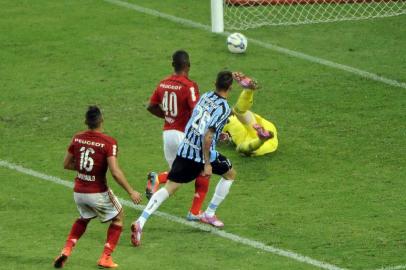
{"left": 0, "top": 1, "right": 405, "bottom": 270}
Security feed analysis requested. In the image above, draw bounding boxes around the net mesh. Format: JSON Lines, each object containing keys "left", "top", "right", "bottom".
{"left": 224, "top": 0, "right": 406, "bottom": 29}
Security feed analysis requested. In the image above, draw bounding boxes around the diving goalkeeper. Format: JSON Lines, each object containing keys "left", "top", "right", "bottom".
{"left": 220, "top": 72, "right": 278, "bottom": 156}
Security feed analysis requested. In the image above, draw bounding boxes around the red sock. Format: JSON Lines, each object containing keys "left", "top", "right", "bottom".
{"left": 190, "top": 175, "right": 210, "bottom": 215}
{"left": 103, "top": 224, "right": 123, "bottom": 256}
{"left": 65, "top": 218, "right": 90, "bottom": 250}
{"left": 158, "top": 171, "right": 169, "bottom": 184}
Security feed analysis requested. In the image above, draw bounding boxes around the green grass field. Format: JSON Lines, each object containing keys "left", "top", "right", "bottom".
{"left": 0, "top": 1, "right": 405, "bottom": 270}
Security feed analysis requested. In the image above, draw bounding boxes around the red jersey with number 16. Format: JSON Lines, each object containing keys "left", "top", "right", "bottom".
{"left": 68, "top": 130, "right": 118, "bottom": 193}
{"left": 150, "top": 74, "right": 200, "bottom": 132}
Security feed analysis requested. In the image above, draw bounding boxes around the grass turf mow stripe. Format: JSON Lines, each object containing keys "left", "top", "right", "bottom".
{"left": 0, "top": 159, "right": 347, "bottom": 270}
{"left": 103, "top": 0, "right": 406, "bottom": 89}
{"left": 374, "top": 265, "right": 406, "bottom": 270}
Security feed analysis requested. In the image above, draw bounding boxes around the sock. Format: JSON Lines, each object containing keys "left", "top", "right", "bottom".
{"left": 235, "top": 89, "right": 254, "bottom": 114}
{"left": 102, "top": 224, "right": 122, "bottom": 256}
{"left": 236, "top": 138, "right": 265, "bottom": 156}
{"left": 64, "top": 218, "right": 90, "bottom": 252}
{"left": 234, "top": 89, "right": 258, "bottom": 136}
{"left": 205, "top": 178, "right": 234, "bottom": 217}
{"left": 137, "top": 188, "right": 169, "bottom": 229}
{"left": 158, "top": 171, "right": 169, "bottom": 184}
{"left": 190, "top": 175, "right": 210, "bottom": 215}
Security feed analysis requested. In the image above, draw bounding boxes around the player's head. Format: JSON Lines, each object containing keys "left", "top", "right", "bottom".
{"left": 215, "top": 71, "right": 233, "bottom": 92}
{"left": 85, "top": 105, "right": 103, "bottom": 130}
{"left": 172, "top": 50, "right": 190, "bottom": 73}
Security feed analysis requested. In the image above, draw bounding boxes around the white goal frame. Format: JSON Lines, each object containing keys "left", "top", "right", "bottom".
{"left": 211, "top": 0, "right": 225, "bottom": 32}
{"left": 211, "top": 0, "right": 406, "bottom": 32}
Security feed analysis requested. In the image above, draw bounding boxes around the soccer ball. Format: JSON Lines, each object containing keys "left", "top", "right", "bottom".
{"left": 227, "top": 33, "right": 248, "bottom": 54}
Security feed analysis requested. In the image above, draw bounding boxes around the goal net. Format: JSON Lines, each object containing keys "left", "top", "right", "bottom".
{"left": 223, "top": 0, "right": 406, "bottom": 29}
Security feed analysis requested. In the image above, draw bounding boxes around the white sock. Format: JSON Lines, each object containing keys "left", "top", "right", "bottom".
{"left": 137, "top": 188, "right": 169, "bottom": 229}
{"left": 205, "top": 178, "right": 233, "bottom": 217}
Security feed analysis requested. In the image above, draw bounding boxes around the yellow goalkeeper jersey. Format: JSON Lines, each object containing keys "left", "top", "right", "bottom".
{"left": 223, "top": 114, "right": 278, "bottom": 156}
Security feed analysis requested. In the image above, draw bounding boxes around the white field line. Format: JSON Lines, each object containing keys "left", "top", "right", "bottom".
{"left": 374, "top": 265, "right": 406, "bottom": 270}
{"left": 103, "top": 0, "right": 406, "bottom": 90}
{"left": 0, "top": 159, "right": 346, "bottom": 270}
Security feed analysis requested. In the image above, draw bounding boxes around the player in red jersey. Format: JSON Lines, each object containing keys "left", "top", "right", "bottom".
{"left": 145, "top": 50, "right": 210, "bottom": 221}
{"left": 53, "top": 106, "right": 142, "bottom": 269}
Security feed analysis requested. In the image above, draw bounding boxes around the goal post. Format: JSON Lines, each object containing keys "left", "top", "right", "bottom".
{"left": 211, "top": 0, "right": 224, "bottom": 32}
{"left": 211, "top": 0, "right": 406, "bottom": 31}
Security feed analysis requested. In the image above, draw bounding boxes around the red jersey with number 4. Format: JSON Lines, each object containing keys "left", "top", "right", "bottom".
{"left": 150, "top": 74, "right": 200, "bottom": 132}
{"left": 68, "top": 130, "right": 118, "bottom": 193}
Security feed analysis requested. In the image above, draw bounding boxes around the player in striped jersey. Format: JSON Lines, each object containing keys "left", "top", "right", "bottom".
{"left": 177, "top": 91, "right": 231, "bottom": 163}
{"left": 131, "top": 71, "right": 236, "bottom": 246}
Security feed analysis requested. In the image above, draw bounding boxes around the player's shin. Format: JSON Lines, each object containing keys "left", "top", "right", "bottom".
{"left": 102, "top": 223, "right": 122, "bottom": 256}
{"left": 137, "top": 188, "right": 170, "bottom": 229}
{"left": 190, "top": 175, "right": 210, "bottom": 215}
{"left": 234, "top": 89, "right": 254, "bottom": 114}
{"left": 205, "top": 178, "right": 234, "bottom": 217}
{"left": 64, "top": 218, "right": 90, "bottom": 254}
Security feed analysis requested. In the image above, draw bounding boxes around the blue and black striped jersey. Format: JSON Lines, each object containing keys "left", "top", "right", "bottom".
{"left": 177, "top": 91, "right": 231, "bottom": 163}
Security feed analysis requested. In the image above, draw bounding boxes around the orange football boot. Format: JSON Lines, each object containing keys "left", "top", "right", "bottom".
{"left": 97, "top": 254, "right": 118, "bottom": 268}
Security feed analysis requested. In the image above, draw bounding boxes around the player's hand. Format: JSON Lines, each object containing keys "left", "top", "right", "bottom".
{"left": 130, "top": 191, "right": 142, "bottom": 204}
{"left": 203, "top": 163, "right": 212, "bottom": 177}
{"left": 219, "top": 132, "right": 231, "bottom": 143}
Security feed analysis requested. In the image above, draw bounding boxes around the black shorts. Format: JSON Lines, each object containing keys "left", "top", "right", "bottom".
{"left": 211, "top": 153, "right": 233, "bottom": 176}
{"left": 168, "top": 154, "right": 233, "bottom": 184}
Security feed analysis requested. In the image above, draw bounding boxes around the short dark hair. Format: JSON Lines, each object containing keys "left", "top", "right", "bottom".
{"left": 172, "top": 50, "right": 190, "bottom": 72}
{"left": 215, "top": 71, "right": 233, "bottom": 91}
{"left": 85, "top": 106, "right": 103, "bottom": 129}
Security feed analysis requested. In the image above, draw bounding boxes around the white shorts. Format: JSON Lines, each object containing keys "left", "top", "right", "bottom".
{"left": 73, "top": 190, "right": 122, "bottom": 223}
{"left": 163, "top": 130, "right": 185, "bottom": 168}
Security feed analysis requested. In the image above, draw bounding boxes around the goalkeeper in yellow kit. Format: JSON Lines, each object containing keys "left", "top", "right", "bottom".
{"left": 220, "top": 72, "right": 278, "bottom": 156}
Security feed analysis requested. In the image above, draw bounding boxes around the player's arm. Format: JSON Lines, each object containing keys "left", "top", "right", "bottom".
{"left": 202, "top": 128, "right": 215, "bottom": 176}
{"left": 147, "top": 103, "right": 165, "bottom": 119}
{"left": 107, "top": 156, "right": 142, "bottom": 204}
{"left": 187, "top": 84, "right": 199, "bottom": 109}
{"left": 63, "top": 152, "right": 76, "bottom": 171}
{"left": 147, "top": 87, "right": 165, "bottom": 118}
